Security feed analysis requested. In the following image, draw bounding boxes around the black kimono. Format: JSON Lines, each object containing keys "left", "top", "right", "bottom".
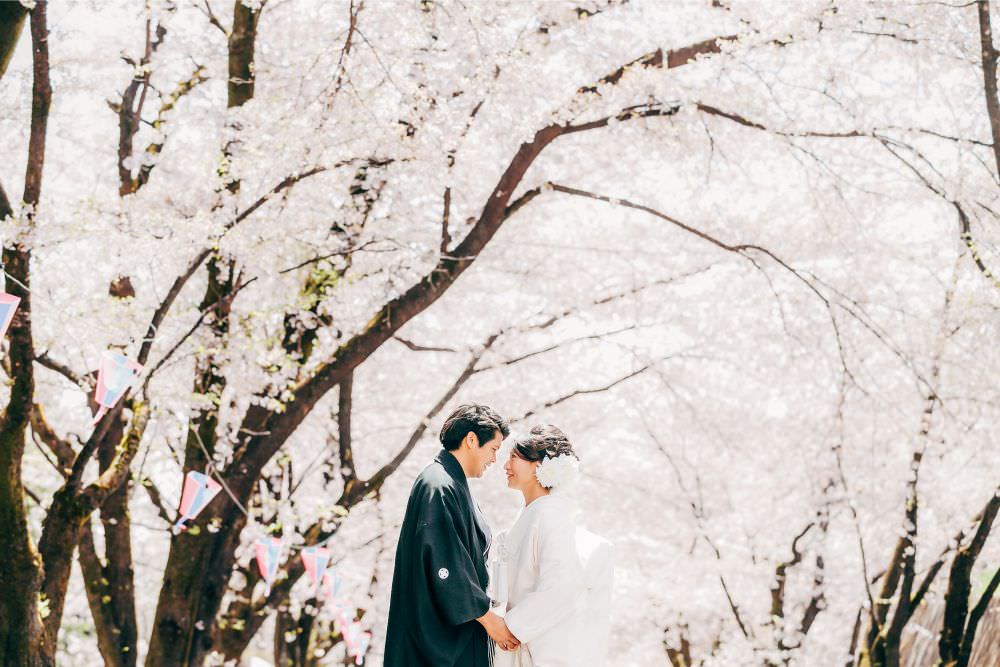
{"left": 383, "top": 449, "right": 493, "bottom": 667}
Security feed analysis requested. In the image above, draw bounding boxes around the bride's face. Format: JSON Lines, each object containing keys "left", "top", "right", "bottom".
{"left": 503, "top": 449, "right": 539, "bottom": 491}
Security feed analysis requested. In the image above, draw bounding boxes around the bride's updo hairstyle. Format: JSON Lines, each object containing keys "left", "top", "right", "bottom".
{"left": 512, "top": 424, "right": 579, "bottom": 463}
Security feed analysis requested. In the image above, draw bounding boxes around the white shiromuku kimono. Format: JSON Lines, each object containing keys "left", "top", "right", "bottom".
{"left": 489, "top": 493, "right": 613, "bottom": 667}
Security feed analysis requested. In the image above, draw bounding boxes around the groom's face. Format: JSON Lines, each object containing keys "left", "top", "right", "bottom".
{"left": 467, "top": 430, "right": 503, "bottom": 478}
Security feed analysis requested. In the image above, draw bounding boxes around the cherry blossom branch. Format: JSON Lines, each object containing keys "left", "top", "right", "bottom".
{"left": 226, "top": 157, "right": 392, "bottom": 233}
{"left": 544, "top": 182, "right": 860, "bottom": 388}
{"left": 132, "top": 63, "right": 209, "bottom": 192}
{"left": 215, "top": 333, "right": 500, "bottom": 658}
{"left": 577, "top": 36, "right": 737, "bottom": 97}
{"left": 509, "top": 359, "right": 666, "bottom": 423}
{"left": 117, "top": 15, "right": 167, "bottom": 195}
{"left": 696, "top": 96, "right": 1000, "bottom": 293}
{"left": 233, "top": 34, "right": 740, "bottom": 482}
{"left": 877, "top": 136, "right": 1000, "bottom": 290}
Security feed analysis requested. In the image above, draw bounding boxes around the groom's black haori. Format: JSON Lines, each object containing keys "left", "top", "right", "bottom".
{"left": 383, "top": 404, "right": 508, "bottom": 667}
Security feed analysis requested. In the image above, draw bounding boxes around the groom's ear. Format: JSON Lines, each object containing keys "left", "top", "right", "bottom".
{"left": 465, "top": 432, "right": 480, "bottom": 449}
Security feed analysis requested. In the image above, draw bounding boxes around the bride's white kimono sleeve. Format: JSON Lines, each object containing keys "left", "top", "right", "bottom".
{"left": 502, "top": 499, "right": 584, "bottom": 646}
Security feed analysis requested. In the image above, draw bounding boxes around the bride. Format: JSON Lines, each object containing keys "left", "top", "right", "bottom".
{"left": 490, "top": 425, "right": 613, "bottom": 667}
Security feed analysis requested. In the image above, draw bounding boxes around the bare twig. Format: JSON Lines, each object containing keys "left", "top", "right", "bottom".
{"left": 199, "top": 0, "right": 228, "bottom": 36}
{"left": 33, "top": 351, "right": 86, "bottom": 389}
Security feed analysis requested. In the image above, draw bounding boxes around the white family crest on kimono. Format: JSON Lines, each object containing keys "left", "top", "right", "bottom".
{"left": 489, "top": 493, "right": 613, "bottom": 667}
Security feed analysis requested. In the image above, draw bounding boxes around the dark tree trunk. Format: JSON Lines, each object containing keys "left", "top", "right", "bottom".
{"left": 938, "top": 490, "right": 1000, "bottom": 666}
{"left": 146, "top": 491, "right": 254, "bottom": 666}
{"left": 145, "top": 2, "right": 260, "bottom": 664}
{"left": 0, "top": 250, "right": 44, "bottom": 667}
{"left": 78, "top": 415, "right": 139, "bottom": 667}
{"left": 0, "top": 4, "right": 47, "bottom": 664}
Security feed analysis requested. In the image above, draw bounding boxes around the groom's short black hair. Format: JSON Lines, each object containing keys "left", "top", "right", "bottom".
{"left": 439, "top": 403, "right": 510, "bottom": 451}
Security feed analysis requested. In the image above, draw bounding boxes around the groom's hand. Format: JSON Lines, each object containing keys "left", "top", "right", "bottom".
{"left": 476, "top": 610, "right": 521, "bottom": 651}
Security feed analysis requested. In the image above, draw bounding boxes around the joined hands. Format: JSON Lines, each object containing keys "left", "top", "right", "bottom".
{"left": 477, "top": 610, "right": 521, "bottom": 652}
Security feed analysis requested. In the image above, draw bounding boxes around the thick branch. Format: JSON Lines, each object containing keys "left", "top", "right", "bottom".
{"left": 337, "top": 371, "right": 357, "bottom": 490}
{"left": 978, "top": 0, "right": 1000, "bottom": 178}
{"left": 138, "top": 248, "right": 212, "bottom": 367}
{"left": 227, "top": 0, "right": 259, "bottom": 108}
{"left": 939, "top": 487, "right": 1000, "bottom": 664}
{"left": 22, "top": 2, "right": 50, "bottom": 208}
{"left": 955, "top": 201, "right": 1000, "bottom": 290}
{"left": 242, "top": 120, "right": 642, "bottom": 473}
{"left": 577, "top": 35, "right": 735, "bottom": 96}
{"left": 30, "top": 402, "right": 74, "bottom": 472}
{"left": 770, "top": 522, "right": 814, "bottom": 620}
{"left": 132, "top": 64, "right": 209, "bottom": 193}
{"left": 34, "top": 351, "right": 86, "bottom": 389}
{"left": 117, "top": 17, "right": 166, "bottom": 195}
{"left": 144, "top": 6, "right": 264, "bottom": 663}
{"left": 83, "top": 403, "right": 149, "bottom": 515}
{"left": 79, "top": 461, "right": 139, "bottom": 667}
{"left": 959, "top": 563, "right": 1000, "bottom": 664}
{"left": 79, "top": 520, "right": 126, "bottom": 667}
{"left": 440, "top": 186, "right": 452, "bottom": 254}
{"left": 234, "top": 34, "right": 733, "bottom": 479}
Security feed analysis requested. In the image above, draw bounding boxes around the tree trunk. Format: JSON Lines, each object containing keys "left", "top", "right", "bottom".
{"left": 0, "top": 4, "right": 47, "bottom": 663}
{"left": 78, "top": 414, "right": 139, "bottom": 667}
{"left": 273, "top": 607, "right": 315, "bottom": 667}
{"left": 146, "top": 4, "right": 260, "bottom": 663}
{"left": 0, "top": 351, "right": 44, "bottom": 666}
{"left": 36, "top": 487, "right": 85, "bottom": 666}
{"left": 145, "top": 472, "right": 254, "bottom": 666}
{"left": 0, "top": 192, "right": 41, "bottom": 667}
{"left": 938, "top": 490, "right": 1000, "bottom": 665}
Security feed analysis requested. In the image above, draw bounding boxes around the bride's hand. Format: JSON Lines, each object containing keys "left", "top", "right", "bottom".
{"left": 476, "top": 611, "right": 521, "bottom": 651}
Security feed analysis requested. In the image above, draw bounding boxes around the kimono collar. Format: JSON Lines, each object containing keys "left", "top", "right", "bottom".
{"left": 435, "top": 449, "right": 469, "bottom": 489}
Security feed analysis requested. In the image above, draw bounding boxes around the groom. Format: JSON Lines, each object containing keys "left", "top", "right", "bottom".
{"left": 384, "top": 403, "right": 520, "bottom": 666}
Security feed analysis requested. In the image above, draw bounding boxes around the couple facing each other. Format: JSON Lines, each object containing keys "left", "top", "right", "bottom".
{"left": 383, "top": 403, "right": 614, "bottom": 667}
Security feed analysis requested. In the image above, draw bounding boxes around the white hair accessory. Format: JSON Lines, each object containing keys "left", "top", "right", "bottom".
{"left": 534, "top": 453, "right": 580, "bottom": 491}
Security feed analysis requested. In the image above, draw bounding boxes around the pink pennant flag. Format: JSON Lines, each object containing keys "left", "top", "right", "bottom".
{"left": 321, "top": 566, "right": 343, "bottom": 601}
{"left": 254, "top": 537, "right": 283, "bottom": 597}
{"left": 342, "top": 622, "right": 370, "bottom": 664}
{"left": 91, "top": 351, "right": 143, "bottom": 424}
{"left": 351, "top": 631, "right": 371, "bottom": 665}
{"left": 174, "top": 471, "right": 222, "bottom": 530}
{"left": 342, "top": 621, "right": 361, "bottom": 647}
{"left": 0, "top": 293, "right": 20, "bottom": 338}
{"left": 330, "top": 596, "right": 352, "bottom": 635}
{"left": 301, "top": 546, "right": 332, "bottom": 596}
